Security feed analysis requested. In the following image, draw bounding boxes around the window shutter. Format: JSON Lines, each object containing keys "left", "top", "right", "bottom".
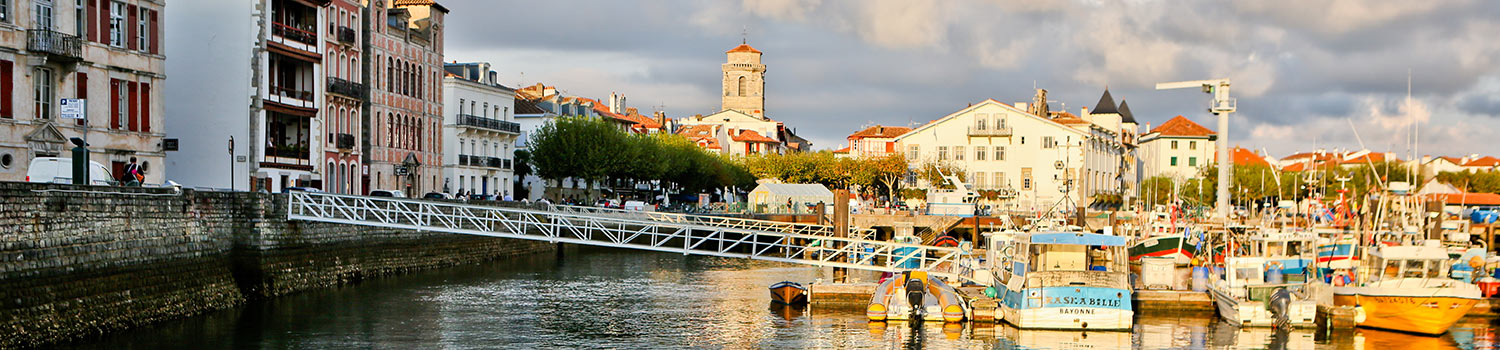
{"left": 110, "top": 79, "right": 120, "bottom": 129}
{"left": 76, "top": 73, "right": 87, "bottom": 126}
{"left": 0, "top": 60, "right": 11, "bottom": 119}
{"left": 127, "top": 81, "right": 138, "bottom": 131}
{"left": 99, "top": 0, "right": 110, "bottom": 44}
{"left": 148, "top": 10, "right": 159, "bottom": 54}
{"left": 126, "top": 4, "right": 137, "bottom": 50}
{"left": 87, "top": 0, "right": 98, "bottom": 42}
{"left": 140, "top": 82, "right": 150, "bottom": 132}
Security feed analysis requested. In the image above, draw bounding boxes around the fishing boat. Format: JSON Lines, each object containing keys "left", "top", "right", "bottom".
{"left": 989, "top": 231, "right": 1133, "bottom": 330}
{"left": 866, "top": 271, "right": 968, "bottom": 322}
{"left": 1207, "top": 229, "right": 1324, "bottom": 328}
{"left": 768, "top": 281, "right": 808, "bottom": 305}
{"left": 1333, "top": 241, "right": 1481, "bottom": 335}
{"left": 1128, "top": 210, "right": 1196, "bottom": 265}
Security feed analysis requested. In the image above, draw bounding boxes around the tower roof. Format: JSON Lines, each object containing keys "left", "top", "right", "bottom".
{"left": 726, "top": 44, "right": 762, "bottom": 54}
{"left": 1117, "top": 100, "right": 1137, "bottom": 124}
{"left": 1092, "top": 89, "right": 1119, "bottom": 115}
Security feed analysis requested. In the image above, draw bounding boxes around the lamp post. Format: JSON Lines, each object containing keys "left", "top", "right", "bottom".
{"left": 228, "top": 136, "right": 235, "bottom": 191}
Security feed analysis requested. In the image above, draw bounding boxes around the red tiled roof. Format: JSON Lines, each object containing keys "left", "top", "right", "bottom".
{"left": 726, "top": 44, "right": 762, "bottom": 54}
{"left": 1221, "top": 147, "right": 1269, "bottom": 167}
{"left": 1430, "top": 193, "right": 1500, "bottom": 206}
{"left": 1341, "top": 152, "right": 1388, "bottom": 164}
{"left": 732, "top": 130, "right": 779, "bottom": 143}
{"left": 1150, "top": 115, "right": 1215, "bottom": 137}
{"left": 1465, "top": 156, "right": 1500, "bottom": 167}
{"left": 832, "top": 146, "right": 851, "bottom": 153}
{"left": 677, "top": 125, "right": 715, "bottom": 139}
{"left": 848, "top": 125, "right": 911, "bottom": 139}
{"left": 1052, "top": 112, "right": 1089, "bottom": 125}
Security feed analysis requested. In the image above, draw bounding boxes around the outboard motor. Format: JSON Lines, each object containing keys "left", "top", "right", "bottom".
{"left": 1267, "top": 288, "right": 1292, "bottom": 330}
{"left": 905, "top": 275, "right": 927, "bottom": 320}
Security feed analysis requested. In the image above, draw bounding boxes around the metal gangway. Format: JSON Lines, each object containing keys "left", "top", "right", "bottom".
{"left": 548, "top": 204, "right": 879, "bottom": 240}
{"left": 287, "top": 191, "right": 979, "bottom": 282}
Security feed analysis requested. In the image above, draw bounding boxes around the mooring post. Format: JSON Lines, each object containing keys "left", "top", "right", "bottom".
{"left": 833, "top": 189, "right": 850, "bottom": 283}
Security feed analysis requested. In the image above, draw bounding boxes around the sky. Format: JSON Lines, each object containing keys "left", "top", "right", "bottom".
{"left": 438, "top": 0, "right": 1500, "bottom": 160}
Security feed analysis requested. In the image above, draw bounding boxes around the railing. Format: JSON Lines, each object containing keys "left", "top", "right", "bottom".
{"left": 551, "top": 204, "right": 878, "bottom": 241}
{"left": 266, "top": 146, "right": 310, "bottom": 160}
{"left": 271, "top": 86, "right": 314, "bottom": 102}
{"left": 27, "top": 29, "right": 81, "bottom": 60}
{"left": 272, "top": 22, "right": 317, "bottom": 46}
{"left": 337, "top": 26, "right": 356, "bottom": 45}
{"left": 285, "top": 192, "right": 971, "bottom": 281}
{"left": 336, "top": 133, "right": 355, "bottom": 150}
{"left": 485, "top": 157, "right": 503, "bottom": 169}
{"left": 968, "top": 125, "right": 1013, "bottom": 136}
{"left": 1212, "top": 98, "right": 1237, "bottom": 113}
{"left": 326, "top": 77, "right": 366, "bottom": 98}
{"left": 457, "top": 114, "right": 521, "bottom": 133}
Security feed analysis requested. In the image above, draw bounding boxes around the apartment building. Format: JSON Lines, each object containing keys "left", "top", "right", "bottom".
{"left": 442, "top": 61, "right": 518, "bottom": 197}
{"left": 364, "top": 0, "right": 447, "bottom": 195}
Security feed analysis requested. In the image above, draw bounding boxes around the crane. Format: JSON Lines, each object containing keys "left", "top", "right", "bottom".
{"left": 1156, "top": 79, "right": 1235, "bottom": 219}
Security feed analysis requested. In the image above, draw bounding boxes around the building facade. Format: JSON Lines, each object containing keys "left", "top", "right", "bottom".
{"left": 846, "top": 125, "right": 911, "bottom": 159}
{"left": 721, "top": 42, "right": 764, "bottom": 119}
{"left": 168, "top": 0, "right": 327, "bottom": 191}
{"left": 364, "top": 0, "right": 446, "bottom": 195}
{"left": 0, "top": 0, "right": 164, "bottom": 184}
{"left": 1139, "top": 115, "right": 1216, "bottom": 180}
{"left": 442, "top": 61, "right": 518, "bottom": 198}
{"left": 322, "top": 0, "right": 363, "bottom": 194}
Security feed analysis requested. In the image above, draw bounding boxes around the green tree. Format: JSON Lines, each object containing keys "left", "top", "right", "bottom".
{"left": 527, "top": 115, "right": 627, "bottom": 201}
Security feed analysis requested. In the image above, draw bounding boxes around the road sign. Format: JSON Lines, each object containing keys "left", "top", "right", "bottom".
{"left": 395, "top": 165, "right": 410, "bottom": 176}
{"left": 60, "top": 99, "right": 85, "bottom": 119}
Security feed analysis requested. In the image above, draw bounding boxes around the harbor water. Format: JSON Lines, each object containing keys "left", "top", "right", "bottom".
{"left": 54, "top": 246, "right": 1500, "bottom": 349}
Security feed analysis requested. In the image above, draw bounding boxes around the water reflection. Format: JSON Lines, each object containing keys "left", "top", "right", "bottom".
{"left": 52, "top": 247, "right": 1500, "bottom": 349}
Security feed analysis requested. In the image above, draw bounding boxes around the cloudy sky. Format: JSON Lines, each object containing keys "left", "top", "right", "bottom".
{"left": 441, "top": 0, "right": 1500, "bottom": 159}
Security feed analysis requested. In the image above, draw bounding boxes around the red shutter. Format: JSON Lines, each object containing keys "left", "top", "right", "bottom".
{"left": 76, "top": 73, "right": 87, "bottom": 126}
{"left": 140, "top": 82, "right": 150, "bottom": 132}
{"left": 110, "top": 79, "right": 120, "bottom": 129}
{"left": 148, "top": 10, "right": 159, "bottom": 54}
{"left": 0, "top": 60, "right": 11, "bottom": 119}
{"left": 87, "top": 0, "right": 98, "bottom": 42}
{"left": 126, "top": 4, "right": 137, "bottom": 50}
{"left": 99, "top": 1, "right": 110, "bottom": 45}
{"left": 127, "top": 82, "right": 138, "bottom": 131}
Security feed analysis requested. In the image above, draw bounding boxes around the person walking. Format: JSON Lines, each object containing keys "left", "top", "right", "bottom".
{"left": 122, "top": 157, "right": 143, "bottom": 186}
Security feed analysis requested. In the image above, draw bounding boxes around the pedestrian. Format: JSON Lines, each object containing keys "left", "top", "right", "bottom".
{"left": 121, "top": 157, "right": 143, "bottom": 186}
{"left": 502, "top": 193, "right": 513, "bottom": 201}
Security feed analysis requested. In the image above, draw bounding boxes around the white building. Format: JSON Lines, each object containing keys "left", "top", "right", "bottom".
{"left": 893, "top": 92, "right": 1129, "bottom": 211}
{"left": 1138, "top": 115, "right": 1216, "bottom": 180}
{"left": 676, "top": 110, "right": 784, "bottom": 156}
{"left": 168, "top": 0, "right": 330, "bottom": 191}
{"left": 442, "top": 62, "right": 517, "bottom": 198}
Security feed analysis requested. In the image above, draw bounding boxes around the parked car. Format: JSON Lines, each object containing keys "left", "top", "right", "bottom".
{"left": 26, "top": 157, "right": 113, "bottom": 185}
{"left": 423, "top": 192, "right": 452, "bottom": 200}
{"left": 370, "top": 190, "right": 406, "bottom": 198}
{"left": 284, "top": 186, "right": 323, "bottom": 193}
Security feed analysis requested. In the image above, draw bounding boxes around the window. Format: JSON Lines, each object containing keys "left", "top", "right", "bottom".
{"left": 736, "top": 76, "right": 746, "bottom": 97}
{"left": 458, "top": 99, "right": 464, "bottom": 114}
{"left": 954, "top": 146, "right": 964, "bottom": 161}
{"left": 75, "top": 0, "right": 83, "bottom": 36}
{"left": 137, "top": 6, "right": 147, "bottom": 49}
{"left": 995, "top": 146, "right": 1006, "bottom": 161}
{"left": 908, "top": 145, "right": 919, "bottom": 160}
{"left": 996, "top": 116, "right": 1007, "bottom": 130}
{"left": 975, "top": 147, "right": 986, "bottom": 161}
{"left": 975, "top": 172, "right": 986, "bottom": 189}
{"left": 995, "top": 172, "right": 1005, "bottom": 188}
{"left": 1189, "top": 141, "right": 1196, "bottom": 150}
{"left": 1021, "top": 168, "right": 1032, "bottom": 190}
{"left": 1171, "top": 140, "right": 1178, "bottom": 150}
{"left": 34, "top": 0, "right": 53, "bottom": 29}
{"left": 0, "top": 0, "right": 9, "bottom": 22}
{"left": 1170, "top": 156, "right": 1178, "bottom": 166}
{"left": 938, "top": 146, "right": 948, "bottom": 161}
{"left": 113, "top": 79, "right": 126, "bottom": 128}
{"left": 975, "top": 117, "right": 987, "bottom": 130}
{"left": 108, "top": 1, "right": 124, "bottom": 47}
{"left": 33, "top": 67, "right": 52, "bottom": 119}
{"left": 1189, "top": 157, "right": 1197, "bottom": 167}
{"left": 1404, "top": 260, "right": 1426, "bottom": 279}
{"left": 1042, "top": 136, "right": 1055, "bottom": 149}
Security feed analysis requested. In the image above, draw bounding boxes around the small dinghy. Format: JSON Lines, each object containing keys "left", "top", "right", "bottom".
{"left": 867, "top": 271, "right": 969, "bottom": 322}
{"left": 769, "top": 281, "right": 809, "bottom": 305}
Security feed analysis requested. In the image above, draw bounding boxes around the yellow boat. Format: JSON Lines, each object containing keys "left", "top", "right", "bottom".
{"left": 1332, "top": 242, "right": 1481, "bottom": 335}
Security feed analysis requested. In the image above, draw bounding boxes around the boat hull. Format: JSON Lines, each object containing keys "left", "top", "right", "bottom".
{"left": 867, "top": 273, "right": 968, "bottom": 322}
{"left": 1333, "top": 283, "right": 1481, "bottom": 335}
{"left": 997, "top": 286, "right": 1133, "bottom": 331}
{"left": 1209, "top": 286, "right": 1318, "bottom": 327}
{"left": 1129, "top": 236, "right": 1193, "bottom": 265}
{"left": 769, "top": 282, "right": 808, "bottom": 305}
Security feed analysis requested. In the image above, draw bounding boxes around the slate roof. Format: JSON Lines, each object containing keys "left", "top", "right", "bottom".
{"left": 1092, "top": 89, "right": 1119, "bottom": 115}
{"left": 1117, "top": 100, "right": 1137, "bottom": 124}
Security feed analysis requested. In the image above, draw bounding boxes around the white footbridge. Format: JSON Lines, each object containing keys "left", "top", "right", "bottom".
{"left": 287, "top": 191, "right": 980, "bottom": 282}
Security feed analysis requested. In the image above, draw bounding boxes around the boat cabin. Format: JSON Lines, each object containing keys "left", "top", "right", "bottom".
{"left": 1363, "top": 244, "right": 1452, "bottom": 282}
{"left": 993, "top": 232, "right": 1130, "bottom": 290}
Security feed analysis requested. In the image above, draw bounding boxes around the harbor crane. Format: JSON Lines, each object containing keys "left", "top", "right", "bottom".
{"left": 1156, "top": 79, "right": 1235, "bottom": 219}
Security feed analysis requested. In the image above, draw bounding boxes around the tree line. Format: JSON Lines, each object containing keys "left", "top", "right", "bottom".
{"left": 525, "top": 116, "right": 756, "bottom": 200}
{"left": 1139, "top": 161, "right": 1413, "bottom": 209}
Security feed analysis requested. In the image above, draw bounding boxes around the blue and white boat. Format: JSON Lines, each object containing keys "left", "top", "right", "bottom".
{"left": 988, "top": 231, "right": 1133, "bottom": 330}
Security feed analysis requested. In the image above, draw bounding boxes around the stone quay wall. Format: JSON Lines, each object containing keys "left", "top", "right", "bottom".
{"left": 0, "top": 182, "right": 555, "bottom": 348}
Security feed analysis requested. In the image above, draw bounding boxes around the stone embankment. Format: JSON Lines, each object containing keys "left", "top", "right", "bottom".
{"left": 0, "top": 182, "right": 554, "bottom": 348}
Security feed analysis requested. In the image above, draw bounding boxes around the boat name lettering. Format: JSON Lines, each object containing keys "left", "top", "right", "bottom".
{"left": 1058, "top": 308, "right": 1096, "bottom": 314}
{"left": 1045, "top": 296, "right": 1120, "bottom": 308}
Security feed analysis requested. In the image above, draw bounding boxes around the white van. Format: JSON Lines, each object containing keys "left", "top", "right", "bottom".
{"left": 623, "top": 200, "right": 653, "bottom": 212}
{"left": 26, "top": 157, "right": 113, "bottom": 185}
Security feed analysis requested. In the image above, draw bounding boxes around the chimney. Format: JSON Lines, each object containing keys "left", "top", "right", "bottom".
{"left": 877, "top": 125, "right": 884, "bottom": 134}
{"left": 1081, "top": 106, "right": 1090, "bottom": 117}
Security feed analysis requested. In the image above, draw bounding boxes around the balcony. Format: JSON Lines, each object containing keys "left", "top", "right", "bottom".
{"left": 337, "top": 26, "right": 356, "bottom": 45}
{"left": 268, "top": 86, "right": 315, "bottom": 108}
{"left": 326, "top": 77, "right": 366, "bottom": 99}
{"left": 967, "top": 125, "right": 1013, "bottom": 137}
{"left": 457, "top": 114, "right": 521, "bottom": 134}
{"left": 272, "top": 22, "right": 318, "bottom": 47}
{"left": 27, "top": 29, "right": 81, "bottom": 62}
{"left": 457, "top": 155, "right": 511, "bottom": 170}
{"left": 336, "top": 133, "right": 355, "bottom": 150}
{"left": 263, "top": 145, "right": 312, "bottom": 170}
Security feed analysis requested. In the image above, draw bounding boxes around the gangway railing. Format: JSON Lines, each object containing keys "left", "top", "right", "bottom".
{"left": 287, "top": 191, "right": 975, "bottom": 282}
{"left": 549, "top": 204, "right": 878, "bottom": 240}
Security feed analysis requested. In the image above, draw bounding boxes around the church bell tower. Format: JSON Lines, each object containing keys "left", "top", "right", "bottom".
{"left": 721, "top": 41, "right": 766, "bottom": 119}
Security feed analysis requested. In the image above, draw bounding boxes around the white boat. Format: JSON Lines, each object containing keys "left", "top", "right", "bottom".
{"left": 866, "top": 270, "right": 969, "bottom": 322}
{"left": 989, "top": 231, "right": 1133, "bottom": 330}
